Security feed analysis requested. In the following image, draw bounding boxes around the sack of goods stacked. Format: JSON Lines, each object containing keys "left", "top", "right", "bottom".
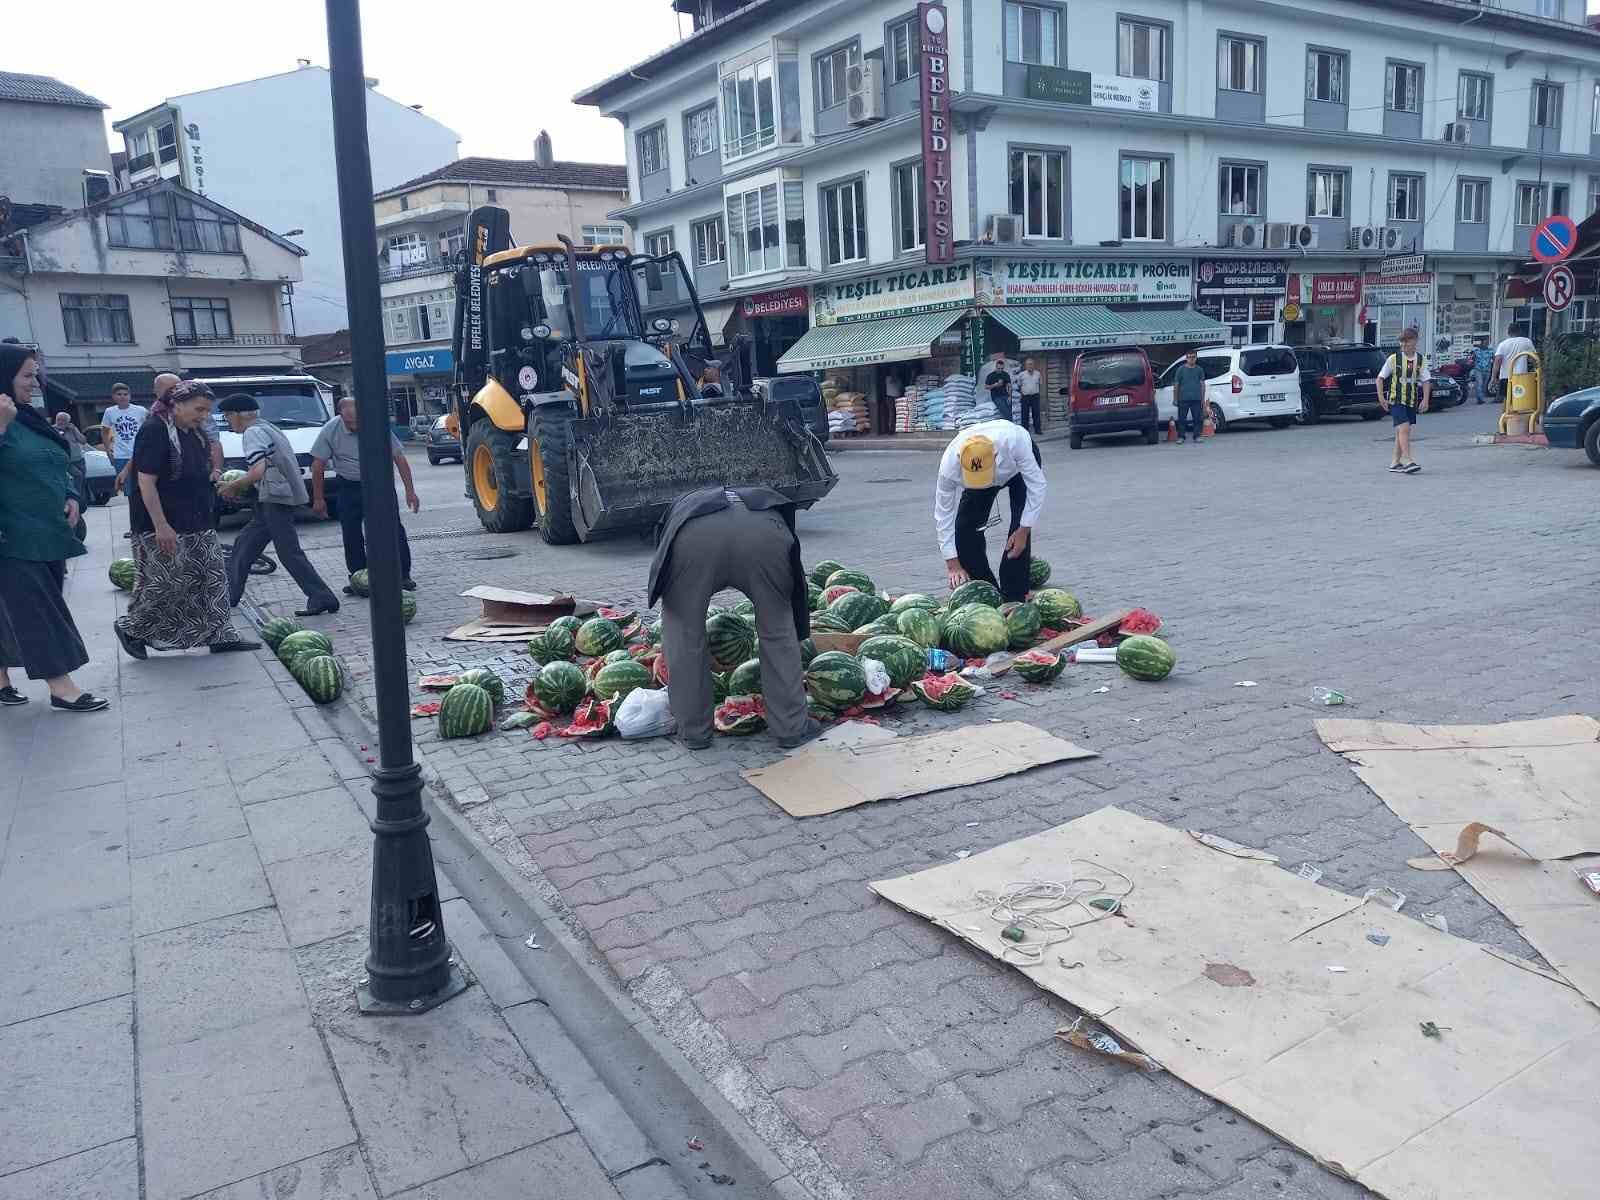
{"left": 942, "top": 373, "right": 976, "bottom": 430}
{"left": 894, "top": 391, "right": 916, "bottom": 433}
{"left": 826, "top": 390, "right": 868, "bottom": 434}
{"left": 919, "top": 384, "right": 945, "bottom": 433}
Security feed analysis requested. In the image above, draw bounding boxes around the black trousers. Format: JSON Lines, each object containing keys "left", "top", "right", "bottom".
{"left": 0, "top": 557, "right": 88, "bottom": 680}
{"left": 1020, "top": 393, "right": 1042, "bottom": 433}
{"left": 989, "top": 391, "right": 1014, "bottom": 422}
{"left": 954, "top": 442, "right": 1042, "bottom": 604}
{"left": 1177, "top": 397, "right": 1205, "bottom": 439}
{"left": 229, "top": 502, "right": 337, "bottom": 608}
{"left": 335, "top": 477, "right": 411, "bottom": 578}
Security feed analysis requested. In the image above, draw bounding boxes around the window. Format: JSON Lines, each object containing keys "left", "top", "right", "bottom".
{"left": 1218, "top": 36, "right": 1261, "bottom": 93}
{"left": 383, "top": 289, "right": 452, "bottom": 344}
{"left": 727, "top": 181, "right": 780, "bottom": 275}
{"left": 893, "top": 160, "right": 926, "bottom": 252}
{"left": 1009, "top": 148, "right": 1066, "bottom": 239}
{"left": 440, "top": 228, "right": 465, "bottom": 261}
{"left": 486, "top": 188, "right": 497, "bottom": 201}
{"left": 1590, "top": 175, "right": 1600, "bottom": 216}
{"left": 1386, "top": 62, "right": 1422, "bottom": 113}
{"left": 128, "top": 130, "right": 150, "bottom": 158}
{"left": 721, "top": 57, "right": 776, "bottom": 158}
{"left": 1532, "top": 81, "right": 1562, "bottom": 128}
{"left": 1388, "top": 174, "right": 1423, "bottom": 222}
{"left": 1219, "top": 163, "right": 1262, "bottom": 216}
{"left": 171, "top": 297, "right": 233, "bottom": 342}
{"left": 643, "top": 230, "right": 674, "bottom": 258}
{"left": 1307, "top": 50, "right": 1346, "bottom": 103}
{"left": 692, "top": 215, "right": 725, "bottom": 266}
{"left": 60, "top": 294, "right": 132, "bottom": 345}
{"left": 399, "top": 195, "right": 409, "bottom": 211}
{"left": 156, "top": 123, "right": 177, "bottom": 163}
{"left": 1119, "top": 155, "right": 1167, "bottom": 241}
{"left": 638, "top": 125, "right": 668, "bottom": 176}
{"left": 816, "top": 42, "right": 859, "bottom": 110}
{"left": 1307, "top": 168, "right": 1348, "bottom": 218}
{"left": 1457, "top": 179, "right": 1488, "bottom": 223}
{"left": 1552, "top": 183, "right": 1569, "bottom": 216}
{"left": 1118, "top": 19, "right": 1167, "bottom": 83}
{"left": 821, "top": 177, "right": 867, "bottom": 265}
{"left": 1516, "top": 183, "right": 1546, "bottom": 226}
{"left": 581, "top": 223, "right": 626, "bottom": 246}
{"left": 1458, "top": 72, "right": 1491, "bottom": 121}
{"left": 1004, "top": 3, "right": 1060, "bottom": 67}
{"left": 686, "top": 105, "right": 718, "bottom": 158}
{"left": 888, "top": 17, "right": 917, "bottom": 83}
{"left": 104, "top": 192, "right": 240, "bottom": 252}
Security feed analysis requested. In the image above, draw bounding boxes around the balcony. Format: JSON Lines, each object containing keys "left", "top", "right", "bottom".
{"left": 166, "top": 333, "right": 295, "bottom": 348}
{"left": 379, "top": 256, "right": 454, "bottom": 282}
{"left": 127, "top": 152, "right": 156, "bottom": 174}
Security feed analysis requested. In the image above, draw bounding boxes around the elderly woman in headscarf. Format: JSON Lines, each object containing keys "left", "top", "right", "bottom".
{"left": 114, "top": 379, "right": 259, "bottom": 658}
{"left": 0, "top": 343, "right": 107, "bottom": 711}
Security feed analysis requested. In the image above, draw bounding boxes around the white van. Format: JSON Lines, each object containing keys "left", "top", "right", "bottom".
{"left": 1156, "top": 345, "right": 1300, "bottom": 431}
{"left": 207, "top": 374, "right": 336, "bottom": 517}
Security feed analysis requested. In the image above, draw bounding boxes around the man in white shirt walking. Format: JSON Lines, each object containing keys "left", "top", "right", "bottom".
{"left": 102, "top": 383, "right": 147, "bottom": 499}
{"left": 1491, "top": 324, "right": 1535, "bottom": 401}
{"left": 933, "top": 419, "right": 1046, "bottom": 602}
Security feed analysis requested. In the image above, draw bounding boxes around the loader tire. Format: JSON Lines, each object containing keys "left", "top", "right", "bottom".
{"left": 467, "top": 421, "right": 535, "bottom": 534}
{"left": 530, "top": 408, "right": 580, "bottom": 545}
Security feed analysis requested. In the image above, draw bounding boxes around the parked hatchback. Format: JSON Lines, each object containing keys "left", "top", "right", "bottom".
{"left": 1065, "top": 348, "right": 1158, "bottom": 449}
{"left": 1158, "top": 345, "right": 1300, "bottom": 432}
{"left": 426, "top": 415, "right": 462, "bottom": 465}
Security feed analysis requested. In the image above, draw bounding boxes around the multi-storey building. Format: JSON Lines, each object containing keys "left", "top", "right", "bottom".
{"left": 580, "top": 0, "right": 1600, "bottom": 434}
{"left": 112, "top": 64, "right": 460, "bottom": 334}
{"left": 0, "top": 72, "right": 115, "bottom": 213}
{"left": 370, "top": 133, "right": 628, "bottom": 420}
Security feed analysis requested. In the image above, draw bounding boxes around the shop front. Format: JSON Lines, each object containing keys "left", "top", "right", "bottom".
{"left": 384, "top": 347, "right": 454, "bottom": 427}
{"left": 728, "top": 286, "right": 810, "bottom": 376}
{"left": 1287, "top": 272, "right": 1362, "bottom": 344}
{"left": 1194, "top": 259, "right": 1287, "bottom": 346}
{"left": 1363, "top": 256, "right": 1434, "bottom": 348}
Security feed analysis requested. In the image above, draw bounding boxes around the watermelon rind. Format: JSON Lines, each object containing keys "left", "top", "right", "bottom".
{"left": 857, "top": 635, "right": 925, "bottom": 689}
{"left": 808, "top": 559, "right": 843, "bottom": 587}
{"left": 1013, "top": 649, "right": 1065, "bottom": 684}
{"left": 1116, "top": 635, "right": 1176, "bottom": 681}
{"left": 943, "top": 606, "right": 1009, "bottom": 657}
{"left": 549, "top": 615, "right": 583, "bottom": 638}
{"left": 575, "top": 617, "right": 624, "bottom": 657}
{"left": 714, "top": 695, "right": 766, "bottom": 736}
{"left": 455, "top": 668, "right": 505, "bottom": 705}
{"left": 259, "top": 616, "right": 302, "bottom": 650}
{"left": 108, "top": 558, "right": 137, "bottom": 592}
{"left": 1028, "top": 558, "right": 1052, "bottom": 589}
{"left": 798, "top": 638, "right": 818, "bottom": 668}
{"left": 439, "top": 683, "right": 494, "bottom": 738}
{"left": 1032, "top": 588, "right": 1082, "bottom": 625}
{"left": 821, "top": 583, "right": 861, "bottom": 607}
{"left": 348, "top": 569, "right": 370, "bottom": 597}
{"left": 948, "top": 579, "right": 1002, "bottom": 611}
{"left": 728, "top": 658, "right": 762, "bottom": 696}
{"left": 829, "top": 590, "right": 888, "bottom": 629}
{"left": 852, "top": 616, "right": 900, "bottom": 638}
{"left": 825, "top": 569, "right": 875, "bottom": 594}
{"left": 1000, "top": 601, "right": 1043, "bottom": 650}
{"left": 809, "top": 611, "right": 853, "bottom": 634}
{"left": 807, "top": 583, "right": 824, "bottom": 611}
{"left": 889, "top": 593, "right": 938, "bottom": 614}
{"left": 706, "top": 611, "right": 756, "bottom": 671}
{"left": 911, "top": 672, "right": 978, "bottom": 711}
{"left": 527, "top": 626, "right": 577, "bottom": 665}
{"left": 804, "top": 651, "right": 868, "bottom": 709}
{"left": 532, "top": 661, "right": 587, "bottom": 713}
{"left": 592, "top": 659, "right": 652, "bottom": 703}
{"left": 730, "top": 598, "right": 756, "bottom": 619}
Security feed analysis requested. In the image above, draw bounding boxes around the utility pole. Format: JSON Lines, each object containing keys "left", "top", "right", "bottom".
{"left": 325, "top": 0, "right": 465, "bottom": 1015}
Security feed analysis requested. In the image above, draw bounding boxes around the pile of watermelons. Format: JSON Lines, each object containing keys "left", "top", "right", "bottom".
{"left": 261, "top": 618, "right": 346, "bottom": 705}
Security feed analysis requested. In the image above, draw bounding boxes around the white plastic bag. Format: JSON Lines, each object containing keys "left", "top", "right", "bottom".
{"left": 615, "top": 687, "right": 676, "bottom": 739}
{"left": 859, "top": 657, "right": 891, "bottom": 697}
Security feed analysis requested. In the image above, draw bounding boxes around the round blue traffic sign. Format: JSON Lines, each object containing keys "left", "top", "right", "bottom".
{"left": 1531, "top": 214, "right": 1578, "bottom": 264}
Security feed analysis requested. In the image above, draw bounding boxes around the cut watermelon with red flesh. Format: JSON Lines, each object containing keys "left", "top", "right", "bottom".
{"left": 558, "top": 697, "right": 614, "bottom": 738}
{"left": 715, "top": 695, "right": 766, "bottom": 735}
{"left": 530, "top": 721, "right": 553, "bottom": 740}
{"left": 1119, "top": 608, "right": 1162, "bottom": 635}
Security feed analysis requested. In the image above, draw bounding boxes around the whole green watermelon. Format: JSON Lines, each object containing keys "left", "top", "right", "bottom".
{"left": 108, "top": 558, "right": 137, "bottom": 592}
{"left": 1013, "top": 649, "right": 1065, "bottom": 683}
{"left": 798, "top": 638, "right": 818, "bottom": 668}
{"left": 890, "top": 593, "right": 938, "bottom": 614}
{"left": 943, "top": 605, "right": 1009, "bottom": 658}
{"left": 1028, "top": 558, "right": 1052, "bottom": 589}
{"left": 277, "top": 630, "right": 333, "bottom": 667}
{"left": 825, "top": 569, "right": 875, "bottom": 594}
{"left": 1117, "top": 635, "right": 1176, "bottom": 681}
{"left": 1000, "top": 601, "right": 1042, "bottom": 650}
{"left": 592, "top": 659, "right": 652, "bottom": 703}
{"left": 1033, "top": 589, "right": 1082, "bottom": 625}
{"left": 259, "top": 616, "right": 302, "bottom": 650}
{"left": 857, "top": 635, "right": 925, "bottom": 689}
{"left": 706, "top": 611, "right": 756, "bottom": 671}
{"left": 549, "top": 615, "right": 584, "bottom": 639}
{"left": 852, "top": 616, "right": 900, "bottom": 638}
{"left": 805, "top": 651, "right": 868, "bottom": 709}
{"left": 400, "top": 593, "right": 416, "bottom": 624}
{"left": 948, "top": 579, "right": 1002, "bottom": 611}
{"left": 456, "top": 668, "right": 505, "bottom": 705}
{"left": 829, "top": 590, "right": 888, "bottom": 629}
{"left": 527, "top": 626, "right": 577, "bottom": 665}
{"left": 439, "top": 683, "right": 494, "bottom": 738}
{"left": 575, "top": 617, "right": 624, "bottom": 657}
{"left": 730, "top": 597, "right": 756, "bottom": 619}
{"left": 348, "top": 569, "right": 370, "bottom": 597}
{"left": 810, "top": 611, "right": 853, "bottom": 634}
{"left": 807, "top": 583, "right": 824, "bottom": 611}
{"left": 896, "top": 607, "right": 941, "bottom": 649}
{"left": 809, "top": 559, "right": 843, "bottom": 587}
{"left": 533, "top": 661, "right": 587, "bottom": 713}
{"left": 727, "top": 658, "right": 762, "bottom": 696}
{"left": 293, "top": 654, "right": 344, "bottom": 704}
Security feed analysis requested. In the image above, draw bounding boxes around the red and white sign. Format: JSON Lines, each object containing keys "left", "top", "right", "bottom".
{"left": 918, "top": 2, "right": 954, "bottom": 265}
{"left": 1311, "top": 274, "right": 1362, "bottom": 305}
{"left": 741, "top": 286, "right": 808, "bottom": 320}
{"left": 1543, "top": 264, "right": 1575, "bottom": 312}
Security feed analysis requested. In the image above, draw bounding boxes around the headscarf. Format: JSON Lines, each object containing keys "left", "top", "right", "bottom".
{"left": 150, "top": 378, "right": 212, "bottom": 479}
{"left": 0, "top": 344, "right": 66, "bottom": 451}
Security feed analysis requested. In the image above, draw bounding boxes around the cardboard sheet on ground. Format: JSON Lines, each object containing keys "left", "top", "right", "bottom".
{"left": 870, "top": 806, "right": 1600, "bottom": 1200}
{"left": 445, "top": 586, "right": 605, "bottom": 642}
{"left": 1318, "top": 715, "right": 1600, "bottom": 1008}
{"left": 743, "top": 722, "right": 1093, "bottom": 817}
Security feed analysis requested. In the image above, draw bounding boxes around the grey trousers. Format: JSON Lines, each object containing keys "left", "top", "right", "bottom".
{"left": 228, "top": 502, "right": 337, "bottom": 609}
{"left": 659, "top": 504, "right": 808, "bottom": 742}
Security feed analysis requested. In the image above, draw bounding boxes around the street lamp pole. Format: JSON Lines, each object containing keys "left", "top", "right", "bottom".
{"left": 325, "top": 0, "right": 465, "bottom": 1015}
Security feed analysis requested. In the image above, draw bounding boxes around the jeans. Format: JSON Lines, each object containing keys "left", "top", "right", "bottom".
{"left": 335, "top": 477, "right": 412, "bottom": 579}
{"left": 1020, "top": 393, "right": 1041, "bottom": 433}
{"left": 1177, "top": 397, "right": 1206, "bottom": 439}
{"left": 1472, "top": 368, "right": 1490, "bottom": 403}
{"left": 989, "top": 391, "right": 1014, "bottom": 422}
{"left": 113, "top": 456, "right": 134, "bottom": 498}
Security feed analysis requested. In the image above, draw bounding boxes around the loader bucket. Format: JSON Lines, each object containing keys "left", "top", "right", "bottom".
{"left": 567, "top": 400, "right": 837, "bottom": 540}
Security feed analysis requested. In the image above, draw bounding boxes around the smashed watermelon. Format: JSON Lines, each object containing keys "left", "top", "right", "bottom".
{"left": 1119, "top": 608, "right": 1162, "bottom": 636}
{"left": 821, "top": 583, "right": 861, "bottom": 606}
{"left": 557, "top": 697, "right": 614, "bottom": 738}
{"left": 1012, "top": 649, "right": 1066, "bottom": 684}
{"left": 714, "top": 695, "right": 766, "bottom": 735}
{"left": 910, "top": 672, "right": 979, "bottom": 712}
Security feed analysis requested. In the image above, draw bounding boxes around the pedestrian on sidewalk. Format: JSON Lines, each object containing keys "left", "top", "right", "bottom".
{"left": 310, "top": 396, "right": 420, "bottom": 593}
{"left": 648, "top": 487, "right": 817, "bottom": 751}
{"left": 216, "top": 393, "right": 339, "bottom": 616}
{"left": 935, "top": 418, "right": 1046, "bottom": 602}
{"left": 1470, "top": 337, "right": 1494, "bottom": 405}
{"left": 983, "top": 352, "right": 1015, "bottom": 423}
{"left": 1491, "top": 323, "right": 1535, "bottom": 403}
{"left": 1018, "top": 358, "right": 1043, "bottom": 434}
{"left": 1376, "top": 327, "right": 1430, "bottom": 475}
{"left": 1173, "top": 349, "right": 1208, "bottom": 444}
{"left": 0, "top": 344, "right": 107, "bottom": 712}
{"left": 114, "top": 380, "right": 259, "bottom": 659}
{"left": 54, "top": 410, "right": 90, "bottom": 529}
{"left": 103, "top": 382, "right": 147, "bottom": 500}
{"left": 116, "top": 374, "right": 223, "bottom": 536}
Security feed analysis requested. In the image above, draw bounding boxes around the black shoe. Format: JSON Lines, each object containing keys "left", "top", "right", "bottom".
{"left": 0, "top": 686, "right": 27, "bottom": 706}
{"left": 401, "top": 578, "right": 418, "bottom": 592}
{"left": 678, "top": 734, "right": 712, "bottom": 751}
{"left": 209, "top": 639, "right": 263, "bottom": 653}
{"left": 777, "top": 718, "right": 824, "bottom": 749}
{"left": 122, "top": 531, "right": 132, "bottom": 540}
{"left": 114, "top": 621, "right": 148, "bottom": 660}
{"left": 296, "top": 599, "right": 340, "bottom": 617}
{"left": 51, "top": 692, "right": 109, "bottom": 713}
{"left": 342, "top": 584, "right": 357, "bottom": 596}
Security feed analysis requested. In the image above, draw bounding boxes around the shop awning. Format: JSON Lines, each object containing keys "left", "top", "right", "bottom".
{"left": 1129, "top": 308, "right": 1230, "bottom": 345}
{"left": 986, "top": 305, "right": 1229, "bottom": 350}
{"left": 777, "top": 310, "right": 966, "bottom": 373}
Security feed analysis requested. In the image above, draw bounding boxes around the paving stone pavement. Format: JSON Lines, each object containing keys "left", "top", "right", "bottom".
{"left": 237, "top": 412, "right": 1599, "bottom": 1199}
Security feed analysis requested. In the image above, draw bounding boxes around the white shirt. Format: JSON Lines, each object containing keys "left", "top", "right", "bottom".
{"left": 103, "top": 403, "right": 148, "bottom": 458}
{"left": 933, "top": 420, "right": 1047, "bottom": 560}
{"left": 1018, "top": 369, "right": 1042, "bottom": 397}
{"left": 1495, "top": 335, "right": 1535, "bottom": 380}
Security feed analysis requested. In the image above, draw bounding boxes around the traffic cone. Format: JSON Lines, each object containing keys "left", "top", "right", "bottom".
{"left": 1166, "top": 418, "right": 1178, "bottom": 442}
{"left": 1202, "top": 412, "right": 1216, "bottom": 438}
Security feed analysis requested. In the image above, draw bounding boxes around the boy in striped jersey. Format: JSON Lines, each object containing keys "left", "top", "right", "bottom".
{"left": 1376, "top": 327, "right": 1431, "bottom": 474}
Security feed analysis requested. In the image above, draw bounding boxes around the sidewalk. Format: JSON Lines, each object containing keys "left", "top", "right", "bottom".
{"left": 0, "top": 507, "right": 688, "bottom": 1200}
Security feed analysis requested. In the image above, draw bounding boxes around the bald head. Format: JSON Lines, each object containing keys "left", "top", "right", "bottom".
{"left": 154, "top": 372, "right": 181, "bottom": 399}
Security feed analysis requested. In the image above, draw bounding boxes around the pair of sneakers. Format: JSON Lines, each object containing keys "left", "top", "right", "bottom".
{"left": 1388, "top": 461, "right": 1422, "bottom": 474}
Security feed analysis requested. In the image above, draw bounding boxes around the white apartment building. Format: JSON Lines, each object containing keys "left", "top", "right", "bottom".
{"left": 112, "top": 64, "right": 460, "bottom": 335}
{"left": 579, "top": 0, "right": 1600, "bottom": 432}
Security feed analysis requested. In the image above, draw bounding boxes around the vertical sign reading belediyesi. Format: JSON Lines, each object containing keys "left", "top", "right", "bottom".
{"left": 918, "top": 2, "right": 953, "bottom": 265}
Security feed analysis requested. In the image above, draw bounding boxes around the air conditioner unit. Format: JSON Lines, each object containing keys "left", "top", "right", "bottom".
{"left": 1443, "top": 122, "right": 1469, "bottom": 144}
{"left": 1226, "top": 222, "right": 1265, "bottom": 248}
{"left": 986, "top": 214, "right": 1020, "bottom": 245}
{"left": 1348, "top": 225, "right": 1383, "bottom": 252}
{"left": 1292, "top": 223, "right": 1318, "bottom": 249}
{"left": 846, "top": 60, "right": 884, "bottom": 125}
{"left": 1379, "top": 226, "right": 1402, "bottom": 251}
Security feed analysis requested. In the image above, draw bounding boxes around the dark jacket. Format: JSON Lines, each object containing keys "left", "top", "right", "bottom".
{"left": 647, "top": 486, "right": 810, "bottom": 640}
{"left": 0, "top": 404, "right": 83, "bottom": 563}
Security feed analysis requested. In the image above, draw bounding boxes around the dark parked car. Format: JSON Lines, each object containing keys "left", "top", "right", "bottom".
{"left": 1065, "top": 348, "right": 1158, "bottom": 448}
{"left": 1375, "top": 345, "right": 1463, "bottom": 410}
{"left": 1543, "top": 385, "right": 1600, "bottom": 465}
{"left": 426, "top": 415, "right": 462, "bottom": 465}
{"left": 1291, "top": 344, "right": 1387, "bottom": 423}
{"left": 752, "top": 375, "right": 829, "bottom": 443}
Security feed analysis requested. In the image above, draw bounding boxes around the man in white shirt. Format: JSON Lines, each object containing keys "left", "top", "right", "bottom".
{"left": 1491, "top": 325, "right": 1536, "bottom": 398}
{"left": 933, "top": 419, "right": 1046, "bottom": 601}
{"left": 102, "top": 383, "right": 147, "bottom": 498}
{"left": 1017, "top": 358, "right": 1043, "bottom": 433}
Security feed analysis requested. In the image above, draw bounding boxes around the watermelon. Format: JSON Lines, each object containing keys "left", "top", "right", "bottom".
{"left": 807, "top": 583, "right": 824, "bottom": 611}
{"left": 727, "top": 658, "right": 762, "bottom": 696}
{"left": 857, "top": 635, "right": 925, "bottom": 689}
{"left": 399, "top": 593, "right": 416, "bottom": 624}
{"left": 259, "top": 616, "right": 302, "bottom": 650}
{"left": 277, "top": 630, "right": 333, "bottom": 667}
{"left": 439, "top": 683, "right": 494, "bottom": 738}
{"left": 821, "top": 583, "right": 860, "bottom": 607}
{"left": 348, "top": 569, "right": 370, "bottom": 597}
{"left": 597, "top": 606, "right": 636, "bottom": 626}
{"left": 712, "top": 671, "right": 730, "bottom": 703}
{"left": 890, "top": 593, "right": 938, "bottom": 614}
{"left": 948, "top": 579, "right": 1002, "bottom": 611}
{"left": 108, "top": 558, "right": 136, "bottom": 591}
{"left": 729, "top": 598, "right": 756, "bottom": 620}
{"left": 825, "top": 569, "right": 875, "bottom": 594}
{"left": 911, "top": 672, "right": 978, "bottom": 711}
{"left": 220, "top": 468, "right": 250, "bottom": 486}
{"left": 575, "top": 617, "right": 624, "bottom": 657}
{"left": 592, "top": 659, "right": 652, "bottom": 703}
{"left": 714, "top": 695, "right": 766, "bottom": 735}
{"left": 706, "top": 611, "right": 756, "bottom": 670}
{"left": 829, "top": 590, "right": 888, "bottom": 629}
{"left": 850, "top": 617, "right": 897, "bottom": 639}
{"left": 896, "top": 607, "right": 941, "bottom": 649}
{"left": 809, "top": 559, "right": 843, "bottom": 587}
{"left": 1013, "top": 649, "right": 1065, "bottom": 683}
{"left": 807, "top": 695, "right": 839, "bottom": 722}
{"left": 550, "top": 614, "right": 583, "bottom": 639}
{"left": 810, "top": 610, "right": 853, "bottom": 634}
{"left": 527, "top": 626, "right": 577, "bottom": 665}
{"left": 798, "top": 638, "right": 818, "bottom": 668}
{"left": 559, "top": 696, "right": 614, "bottom": 738}
{"left": 805, "top": 651, "right": 868, "bottom": 709}
{"left": 533, "top": 661, "right": 587, "bottom": 713}
{"left": 1117, "top": 635, "right": 1176, "bottom": 681}
{"left": 942, "top": 605, "right": 1009, "bottom": 657}
{"left": 1000, "top": 601, "right": 1042, "bottom": 650}
{"left": 456, "top": 668, "right": 505, "bottom": 705}
{"left": 1032, "top": 589, "right": 1082, "bottom": 625}
{"left": 1119, "top": 608, "right": 1162, "bottom": 636}
{"left": 293, "top": 654, "right": 344, "bottom": 704}
{"left": 1028, "top": 558, "right": 1052, "bottom": 588}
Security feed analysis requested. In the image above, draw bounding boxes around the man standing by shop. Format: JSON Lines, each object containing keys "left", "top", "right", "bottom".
{"left": 1471, "top": 336, "right": 1494, "bottom": 405}
{"left": 102, "top": 383, "right": 146, "bottom": 500}
{"left": 935, "top": 418, "right": 1046, "bottom": 602}
{"left": 983, "top": 352, "right": 1015, "bottom": 422}
{"left": 1173, "top": 349, "right": 1208, "bottom": 444}
{"left": 1017, "top": 358, "right": 1043, "bottom": 434}
{"left": 1376, "top": 327, "right": 1430, "bottom": 474}
{"left": 1491, "top": 323, "right": 1535, "bottom": 402}
{"left": 310, "top": 396, "right": 419, "bottom": 592}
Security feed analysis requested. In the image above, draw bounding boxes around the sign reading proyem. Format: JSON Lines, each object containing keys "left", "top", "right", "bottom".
{"left": 1531, "top": 214, "right": 1578, "bottom": 264}
{"left": 1542, "top": 264, "right": 1575, "bottom": 312}
{"left": 918, "top": 2, "right": 953, "bottom": 266}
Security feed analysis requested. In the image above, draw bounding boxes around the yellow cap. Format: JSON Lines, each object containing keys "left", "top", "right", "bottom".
{"left": 960, "top": 434, "right": 996, "bottom": 488}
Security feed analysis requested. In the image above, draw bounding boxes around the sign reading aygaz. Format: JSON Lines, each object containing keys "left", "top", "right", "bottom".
{"left": 978, "top": 258, "right": 1191, "bottom": 305}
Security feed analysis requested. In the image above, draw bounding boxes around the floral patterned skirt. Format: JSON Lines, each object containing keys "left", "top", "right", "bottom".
{"left": 120, "top": 529, "right": 240, "bottom": 650}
